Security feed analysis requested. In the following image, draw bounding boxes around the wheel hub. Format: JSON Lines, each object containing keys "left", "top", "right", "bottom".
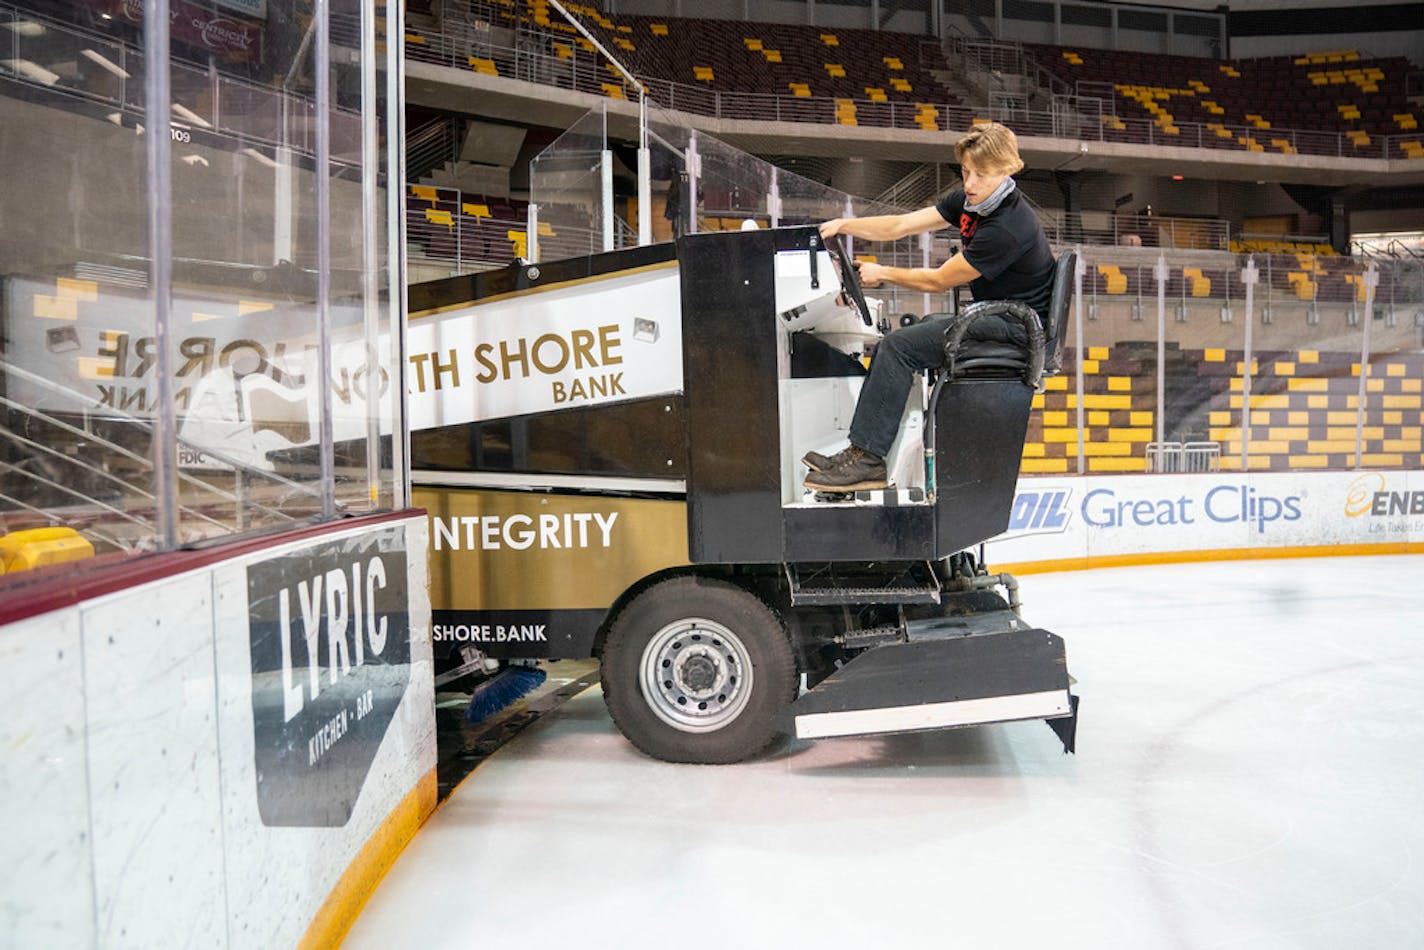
{"left": 639, "top": 618, "right": 755, "bottom": 734}
{"left": 680, "top": 653, "right": 719, "bottom": 694}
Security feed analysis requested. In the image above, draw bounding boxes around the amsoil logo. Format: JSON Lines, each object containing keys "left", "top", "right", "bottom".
{"left": 1003, "top": 488, "right": 1072, "bottom": 537}
{"left": 1345, "top": 473, "right": 1424, "bottom": 518}
{"left": 247, "top": 529, "right": 410, "bottom": 827}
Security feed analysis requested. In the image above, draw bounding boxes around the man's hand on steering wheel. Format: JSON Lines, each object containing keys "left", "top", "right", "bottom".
{"left": 855, "top": 260, "right": 887, "bottom": 288}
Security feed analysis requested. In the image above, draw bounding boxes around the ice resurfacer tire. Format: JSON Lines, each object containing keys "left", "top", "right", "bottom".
{"left": 601, "top": 576, "right": 797, "bottom": 764}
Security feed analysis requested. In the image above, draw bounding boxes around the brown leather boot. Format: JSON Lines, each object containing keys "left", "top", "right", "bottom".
{"left": 801, "top": 445, "right": 856, "bottom": 472}
{"left": 802, "top": 446, "right": 888, "bottom": 492}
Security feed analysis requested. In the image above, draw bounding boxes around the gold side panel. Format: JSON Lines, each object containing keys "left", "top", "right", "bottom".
{"left": 416, "top": 487, "right": 690, "bottom": 612}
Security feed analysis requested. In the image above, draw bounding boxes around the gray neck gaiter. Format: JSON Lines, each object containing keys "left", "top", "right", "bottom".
{"left": 963, "top": 176, "right": 1017, "bottom": 216}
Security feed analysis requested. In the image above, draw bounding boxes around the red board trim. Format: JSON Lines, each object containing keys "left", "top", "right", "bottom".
{"left": 0, "top": 510, "right": 425, "bottom": 626}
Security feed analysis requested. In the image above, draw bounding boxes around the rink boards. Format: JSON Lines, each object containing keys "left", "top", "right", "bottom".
{"left": 986, "top": 468, "right": 1424, "bottom": 570}
{"left": 0, "top": 513, "right": 435, "bottom": 949}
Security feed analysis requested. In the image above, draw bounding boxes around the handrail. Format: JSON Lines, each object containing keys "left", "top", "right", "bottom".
{"left": 401, "top": 20, "right": 1423, "bottom": 163}
{"left": 407, "top": 116, "right": 461, "bottom": 181}
{"left": 874, "top": 163, "right": 956, "bottom": 208}
{"left": 0, "top": 358, "right": 318, "bottom": 547}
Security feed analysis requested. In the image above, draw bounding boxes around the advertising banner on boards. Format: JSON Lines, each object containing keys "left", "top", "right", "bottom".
{"left": 987, "top": 469, "right": 1424, "bottom": 569}
{"left": 246, "top": 527, "right": 411, "bottom": 827}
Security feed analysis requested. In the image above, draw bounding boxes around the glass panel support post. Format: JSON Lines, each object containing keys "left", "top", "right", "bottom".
{"left": 1355, "top": 262, "right": 1379, "bottom": 469}
{"left": 315, "top": 0, "right": 335, "bottom": 519}
{"left": 144, "top": 0, "right": 178, "bottom": 548}
{"left": 1154, "top": 253, "right": 1169, "bottom": 447}
{"left": 1240, "top": 256, "right": 1259, "bottom": 472}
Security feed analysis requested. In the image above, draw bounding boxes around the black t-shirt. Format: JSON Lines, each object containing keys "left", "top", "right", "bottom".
{"left": 935, "top": 187, "right": 1054, "bottom": 318}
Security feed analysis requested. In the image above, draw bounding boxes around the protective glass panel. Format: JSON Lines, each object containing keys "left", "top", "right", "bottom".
{"left": 1247, "top": 252, "right": 1368, "bottom": 473}
{"left": 1037, "top": 247, "right": 1424, "bottom": 479}
{"left": 528, "top": 103, "right": 955, "bottom": 318}
{"left": 161, "top": 0, "right": 332, "bottom": 538}
{"left": 0, "top": 0, "right": 400, "bottom": 568}
{"left": 1358, "top": 257, "right": 1423, "bottom": 473}
{"left": 1033, "top": 249, "right": 1176, "bottom": 477}
{"left": 1, "top": 4, "right": 162, "bottom": 553}
{"left": 525, "top": 107, "right": 610, "bottom": 259}
{"left": 324, "top": 0, "right": 396, "bottom": 514}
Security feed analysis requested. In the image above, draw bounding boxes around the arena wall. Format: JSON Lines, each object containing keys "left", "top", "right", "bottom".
{"left": 0, "top": 513, "right": 435, "bottom": 949}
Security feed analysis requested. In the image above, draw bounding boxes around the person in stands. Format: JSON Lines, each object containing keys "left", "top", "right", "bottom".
{"left": 803, "top": 121, "right": 1055, "bottom": 492}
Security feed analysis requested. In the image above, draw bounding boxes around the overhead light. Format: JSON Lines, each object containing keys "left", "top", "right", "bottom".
{"left": 1172, "top": 174, "right": 1184, "bottom": 181}
{"left": 181, "top": 154, "right": 210, "bottom": 167}
{"left": 101, "top": 12, "right": 112, "bottom": 19}
{"left": 242, "top": 147, "right": 279, "bottom": 169}
{"left": 1, "top": 58, "right": 60, "bottom": 86}
{"left": 1, "top": 20, "right": 45, "bottom": 37}
{"left": 171, "top": 102, "right": 212, "bottom": 129}
{"left": 106, "top": 111, "right": 123, "bottom": 125}
{"left": 81, "top": 48, "right": 130, "bottom": 79}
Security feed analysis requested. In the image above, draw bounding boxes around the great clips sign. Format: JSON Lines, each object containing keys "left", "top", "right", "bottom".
{"left": 246, "top": 528, "right": 410, "bottom": 827}
{"left": 988, "top": 470, "right": 1422, "bottom": 566}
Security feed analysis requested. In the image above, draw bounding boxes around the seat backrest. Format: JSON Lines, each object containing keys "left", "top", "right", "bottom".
{"left": 1043, "top": 249, "right": 1077, "bottom": 374}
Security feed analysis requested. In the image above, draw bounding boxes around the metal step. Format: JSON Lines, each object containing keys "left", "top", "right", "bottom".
{"left": 785, "top": 561, "right": 942, "bottom": 607}
{"left": 785, "top": 626, "right": 1077, "bottom": 751}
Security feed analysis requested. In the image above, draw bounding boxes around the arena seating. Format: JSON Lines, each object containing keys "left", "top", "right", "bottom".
{"left": 1027, "top": 44, "right": 1421, "bottom": 155}
{"left": 407, "top": 184, "right": 532, "bottom": 264}
{"left": 461, "top": 0, "right": 960, "bottom": 116}
{"left": 1199, "top": 347, "right": 1424, "bottom": 470}
{"left": 420, "top": 2, "right": 1420, "bottom": 152}
{"left": 1022, "top": 343, "right": 1424, "bottom": 473}
{"left": 1022, "top": 343, "right": 1161, "bottom": 474}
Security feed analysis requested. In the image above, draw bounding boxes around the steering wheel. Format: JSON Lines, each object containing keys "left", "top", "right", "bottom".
{"left": 824, "top": 233, "right": 874, "bottom": 327}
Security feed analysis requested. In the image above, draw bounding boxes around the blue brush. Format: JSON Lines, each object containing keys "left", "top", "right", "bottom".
{"left": 465, "top": 665, "right": 548, "bottom": 723}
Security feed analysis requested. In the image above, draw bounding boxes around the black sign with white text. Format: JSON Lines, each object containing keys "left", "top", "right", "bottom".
{"left": 247, "top": 528, "right": 410, "bottom": 827}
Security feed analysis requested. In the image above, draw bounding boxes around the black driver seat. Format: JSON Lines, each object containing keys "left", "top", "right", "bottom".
{"left": 939, "top": 248, "right": 1078, "bottom": 388}
{"left": 916, "top": 249, "right": 1078, "bottom": 552}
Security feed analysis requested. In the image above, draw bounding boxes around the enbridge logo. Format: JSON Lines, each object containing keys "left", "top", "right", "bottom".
{"left": 1344, "top": 473, "right": 1386, "bottom": 518}
{"left": 1345, "top": 472, "right": 1424, "bottom": 518}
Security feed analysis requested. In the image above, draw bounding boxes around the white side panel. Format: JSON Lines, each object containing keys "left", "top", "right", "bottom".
{"left": 781, "top": 376, "right": 863, "bottom": 504}
{"left": 83, "top": 576, "right": 226, "bottom": 948}
{"left": 0, "top": 609, "right": 93, "bottom": 947}
{"left": 406, "top": 267, "right": 683, "bottom": 429}
{"left": 212, "top": 556, "right": 284, "bottom": 950}
{"left": 794, "top": 689, "right": 1073, "bottom": 740}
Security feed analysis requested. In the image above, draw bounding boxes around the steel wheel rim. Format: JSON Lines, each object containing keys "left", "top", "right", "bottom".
{"left": 639, "top": 617, "right": 754, "bottom": 733}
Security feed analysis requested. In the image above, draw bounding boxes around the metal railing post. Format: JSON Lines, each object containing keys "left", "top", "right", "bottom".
{"left": 1154, "top": 254, "right": 1168, "bottom": 448}
{"left": 1240, "top": 256, "right": 1258, "bottom": 472}
{"left": 1074, "top": 249, "right": 1086, "bottom": 474}
{"left": 1355, "top": 262, "right": 1379, "bottom": 469}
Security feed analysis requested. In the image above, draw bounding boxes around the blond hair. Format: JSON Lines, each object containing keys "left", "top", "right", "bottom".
{"left": 955, "top": 122, "right": 1025, "bottom": 177}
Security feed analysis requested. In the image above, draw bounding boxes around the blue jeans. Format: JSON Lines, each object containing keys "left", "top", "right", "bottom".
{"left": 847, "top": 311, "right": 1029, "bottom": 458}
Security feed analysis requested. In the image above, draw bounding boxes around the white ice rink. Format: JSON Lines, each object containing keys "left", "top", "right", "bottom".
{"left": 345, "top": 555, "right": 1424, "bottom": 950}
